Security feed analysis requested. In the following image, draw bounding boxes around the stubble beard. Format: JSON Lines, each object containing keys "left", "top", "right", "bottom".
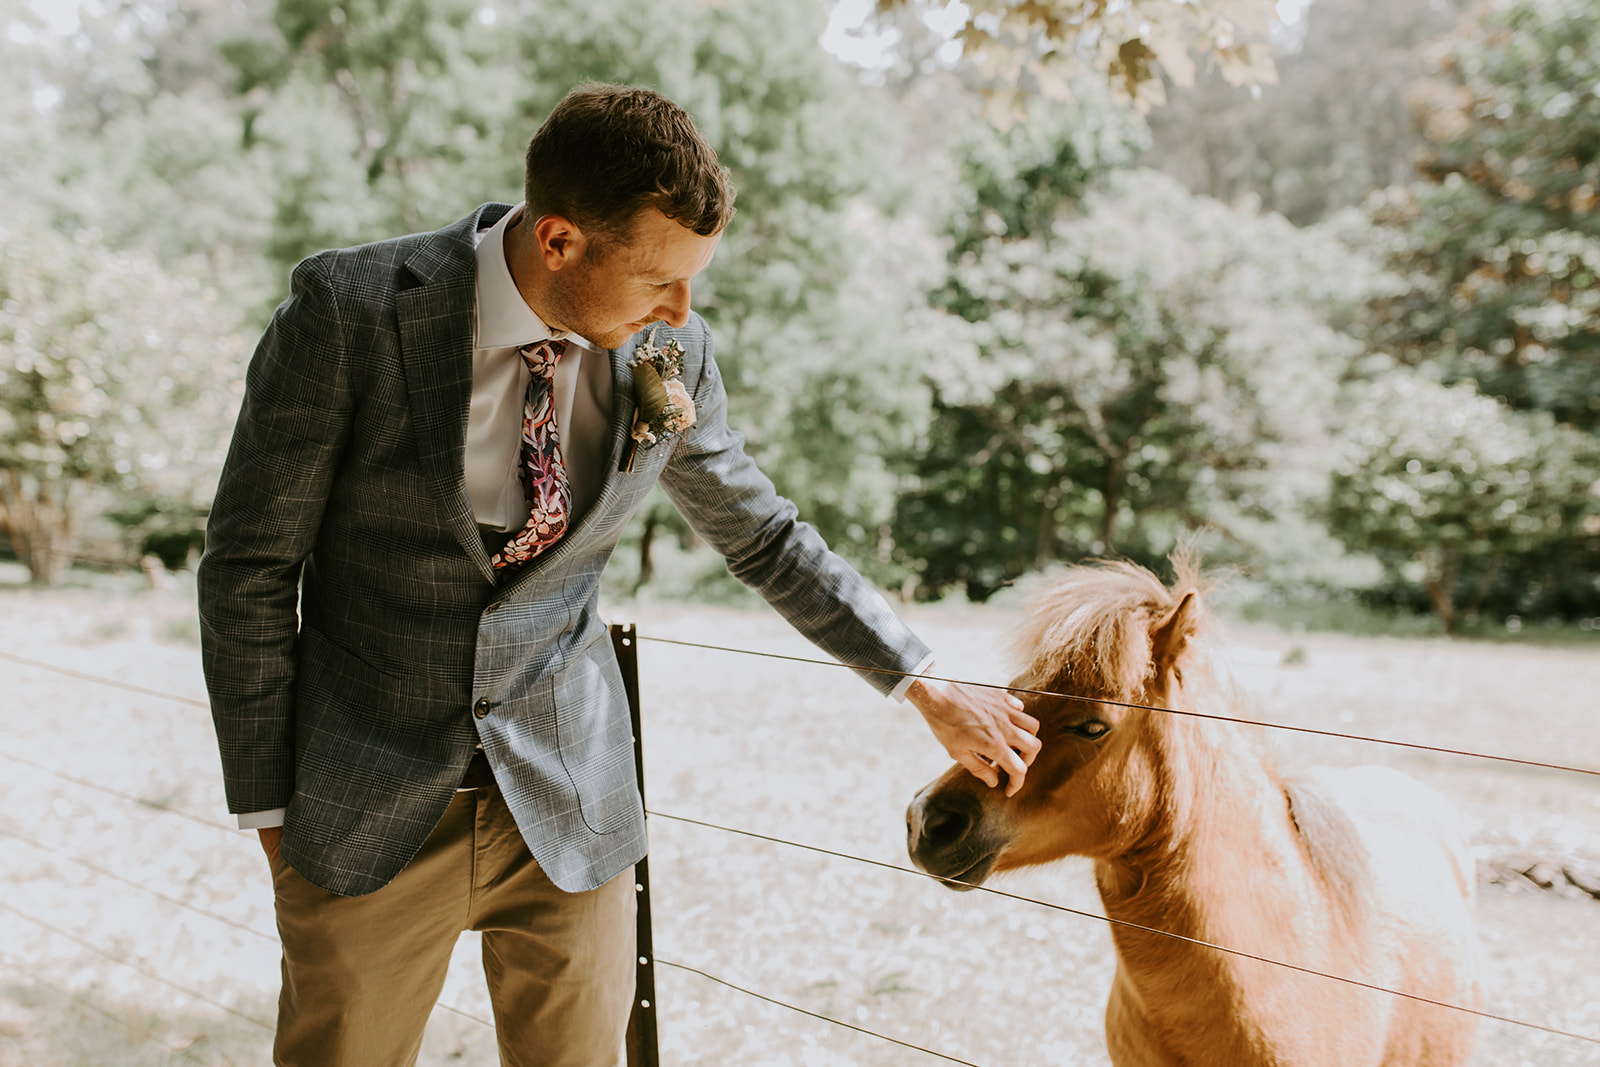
{"left": 542, "top": 272, "right": 649, "bottom": 351}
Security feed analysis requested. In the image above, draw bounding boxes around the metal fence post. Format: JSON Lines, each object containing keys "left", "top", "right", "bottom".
{"left": 611, "top": 623, "right": 660, "bottom": 1067}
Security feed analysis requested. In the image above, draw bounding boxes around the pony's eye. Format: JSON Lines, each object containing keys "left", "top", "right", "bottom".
{"left": 1072, "top": 719, "right": 1110, "bottom": 740}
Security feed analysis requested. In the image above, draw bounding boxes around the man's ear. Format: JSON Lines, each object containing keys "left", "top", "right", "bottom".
{"left": 530, "top": 213, "right": 585, "bottom": 271}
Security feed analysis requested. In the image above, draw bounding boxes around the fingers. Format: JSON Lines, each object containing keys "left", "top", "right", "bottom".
{"left": 966, "top": 687, "right": 1038, "bottom": 790}
{"left": 1008, "top": 731, "right": 1043, "bottom": 768}
{"left": 912, "top": 679, "right": 1040, "bottom": 794}
{"left": 966, "top": 724, "right": 1030, "bottom": 796}
{"left": 961, "top": 752, "right": 1000, "bottom": 790}
{"left": 995, "top": 748, "right": 1029, "bottom": 796}
{"left": 1006, "top": 702, "right": 1040, "bottom": 735}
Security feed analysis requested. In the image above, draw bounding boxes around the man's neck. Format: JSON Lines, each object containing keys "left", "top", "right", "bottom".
{"left": 501, "top": 209, "right": 554, "bottom": 327}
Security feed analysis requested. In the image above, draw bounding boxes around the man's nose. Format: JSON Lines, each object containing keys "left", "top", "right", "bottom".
{"left": 654, "top": 280, "right": 691, "bottom": 328}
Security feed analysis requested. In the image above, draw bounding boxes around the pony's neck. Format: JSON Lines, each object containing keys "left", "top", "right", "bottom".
{"left": 1093, "top": 703, "right": 1319, "bottom": 1061}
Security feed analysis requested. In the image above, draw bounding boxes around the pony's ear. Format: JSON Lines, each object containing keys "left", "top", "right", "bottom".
{"left": 1149, "top": 591, "right": 1198, "bottom": 684}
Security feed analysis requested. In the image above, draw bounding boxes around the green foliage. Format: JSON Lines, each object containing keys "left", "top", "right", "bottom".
{"left": 944, "top": 89, "right": 1147, "bottom": 254}
{"left": 227, "top": 0, "right": 523, "bottom": 270}
{"left": 1345, "top": 0, "right": 1600, "bottom": 624}
{"left": 2, "top": 0, "right": 1595, "bottom": 622}
{"left": 2, "top": 0, "right": 278, "bottom": 307}
{"left": 0, "top": 223, "right": 246, "bottom": 582}
{"left": 1325, "top": 368, "right": 1599, "bottom": 630}
{"left": 1144, "top": 0, "right": 1467, "bottom": 224}
{"left": 877, "top": 0, "right": 1279, "bottom": 113}
{"left": 899, "top": 161, "right": 1375, "bottom": 601}
{"left": 1377, "top": 0, "right": 1600, "bottom": 430}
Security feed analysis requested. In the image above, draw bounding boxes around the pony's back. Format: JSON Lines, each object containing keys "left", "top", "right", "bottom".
{"left": 1288, "top": 764, "right": 1482, "bottom": 1063}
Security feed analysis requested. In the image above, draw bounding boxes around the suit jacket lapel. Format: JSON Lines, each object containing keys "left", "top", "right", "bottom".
{"left": 395, "top": 205, "right": 510, "bottom": 584}
{"left": 603, "top": 342, "right": 639, "bottom": 479}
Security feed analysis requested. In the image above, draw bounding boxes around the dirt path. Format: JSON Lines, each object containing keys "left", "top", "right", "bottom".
{"left": 0, "top": 576, "right": 1595, "bottom": 1065}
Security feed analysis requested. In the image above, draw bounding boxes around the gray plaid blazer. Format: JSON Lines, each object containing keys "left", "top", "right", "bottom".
{"left": 198, "top": 204, "right": 930, "bottom": 896}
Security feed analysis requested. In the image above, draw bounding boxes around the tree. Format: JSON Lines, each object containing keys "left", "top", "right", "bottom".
{"left": 1378, "top": 0, "right": 1600, "bottom": 430}
{"left": 1325, "top": 369, "right": 1598, "bottom": 632}
{"left": 1144, "top": 0, "right": 1469, "bottom": 224}
{"left": 1348, "top": 0, "right": 1600, "bottom": 619}
{"left": 0, "top": 224, "right": 247, "bottom": 583}
{"left": 877, "top": 0, "right": 1278, "bottom": 113}
{"left": 895, "top": 108, "right": 1374, "bottom": 599}
{"left": 222, "top": 0, "right": 524, "bottom": 275}
{"left": 1, "top": 0, "right": 278, "bottom": 307}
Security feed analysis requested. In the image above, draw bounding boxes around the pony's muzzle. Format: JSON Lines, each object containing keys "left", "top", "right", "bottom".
{"left": 907, "top": 782, "right": 996, "bottom": 890}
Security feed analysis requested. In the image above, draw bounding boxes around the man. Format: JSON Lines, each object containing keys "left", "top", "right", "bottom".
{"left": 199, "top": 82, "right": 1039, "bottom": 1067}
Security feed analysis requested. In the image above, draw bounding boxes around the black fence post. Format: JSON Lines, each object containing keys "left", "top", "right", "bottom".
{"left": 611, "top": 623, "right": 660, "bottom": 1067}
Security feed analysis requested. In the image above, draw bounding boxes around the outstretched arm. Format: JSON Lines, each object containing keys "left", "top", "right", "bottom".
{"left": 657, "top": 318, "right": 1041, "bottom": 790}
{"left": 906, "top": 678, "right": 1041, "bottom": 796}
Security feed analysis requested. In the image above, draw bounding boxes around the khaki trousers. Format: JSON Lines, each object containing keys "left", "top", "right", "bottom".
{"left": 270, "top": 783, "right": 636, "bottom": 1067}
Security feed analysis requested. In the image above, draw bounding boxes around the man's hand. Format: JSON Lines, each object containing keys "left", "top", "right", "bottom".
{"left": 258, "top": 826, "right": 284, "bottom": 870}
{"left": 906, "top": 678, "right": 1041, "bottom": 796}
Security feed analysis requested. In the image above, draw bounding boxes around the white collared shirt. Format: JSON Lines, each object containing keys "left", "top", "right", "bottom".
{"left": 468, "top": 203, "right": 614, "bottom": 531}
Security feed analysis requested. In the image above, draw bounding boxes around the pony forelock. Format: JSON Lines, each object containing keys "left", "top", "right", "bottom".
{"left": 1009, "top": 557, "right": 1205, "bottom": 698}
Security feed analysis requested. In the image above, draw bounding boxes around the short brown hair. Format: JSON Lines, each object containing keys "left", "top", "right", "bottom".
{"left": 524, "top": 82, "right": 735, "bottom": 245}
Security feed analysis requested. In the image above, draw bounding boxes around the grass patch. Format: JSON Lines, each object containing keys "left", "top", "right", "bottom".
{"left": 1219, "top": 593, "right": 1446, "bottom": 638}
{"left": 1213, "top": 583, "right": 1600, "bottom": 647}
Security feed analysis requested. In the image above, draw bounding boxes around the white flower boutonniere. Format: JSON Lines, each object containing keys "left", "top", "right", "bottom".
{"left": 622, "top": 326, "right": 695, "bottom": 471}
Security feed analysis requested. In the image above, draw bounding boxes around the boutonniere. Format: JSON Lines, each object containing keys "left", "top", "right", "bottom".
{"left": 621, "top": 326, "right": 695, "bottom": 471}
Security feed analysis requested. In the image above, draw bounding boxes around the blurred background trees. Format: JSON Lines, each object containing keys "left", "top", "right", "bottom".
{"left": 0, "top": 221, "right": 246, "bottom": 582}
{"left": 1326, "top": 370, "right": 1597, "bottom": 631}
{"left": 0, "top": 0, "right": 1595, "bottom": 634}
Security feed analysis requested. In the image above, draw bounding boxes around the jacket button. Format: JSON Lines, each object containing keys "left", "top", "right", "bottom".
{"left": 474, "top": 698, "right": 492, "bottom": 719}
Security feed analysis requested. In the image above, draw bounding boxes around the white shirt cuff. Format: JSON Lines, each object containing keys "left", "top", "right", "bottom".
{"left": 890, "top": 654, "right": 936, "bottom": 702}
{"left": 237, "top": 808, "right": 286, "bottom": 830}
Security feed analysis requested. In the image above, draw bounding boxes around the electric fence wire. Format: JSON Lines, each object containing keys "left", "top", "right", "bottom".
{"left": 646, "top": 809, "right": 1600, "bottom": 1049}
{"left": 0, "top": 963, "right": 212, "bottom": 1065}
{"left": 3, "top": 631, "right": 1598, "bottom": 1058}
{"left": 637, "top": 634, "right": 1600, "bottom": 779}
{"left": 0, "top": 746, "right": 984, "bottom": 1062}
{"left": 0, "top": 899, "right": 275, "bottom": 1033}
{"left": 0, "top": 815, "right": 499, "bottom": 1033}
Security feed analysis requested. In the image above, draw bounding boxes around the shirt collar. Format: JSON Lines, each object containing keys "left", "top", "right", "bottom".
{"left": 473, "top": 204, "right": 595, "bottom": 353}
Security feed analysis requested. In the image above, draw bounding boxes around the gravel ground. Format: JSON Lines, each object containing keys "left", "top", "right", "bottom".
{"left": 0, "top": 569, "right": 1596, "bottom": 1066}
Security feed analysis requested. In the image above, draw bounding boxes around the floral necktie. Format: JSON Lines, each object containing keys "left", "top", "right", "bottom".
{"left": 490, "top": 338, "right": 570, "bottom": 571}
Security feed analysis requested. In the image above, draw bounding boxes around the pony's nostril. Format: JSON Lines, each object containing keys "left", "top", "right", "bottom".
{"left": 921, "top": 803, "right": 973, "bottom": 851}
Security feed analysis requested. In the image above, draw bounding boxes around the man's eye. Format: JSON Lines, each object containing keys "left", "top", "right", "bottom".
{"left": 1071, "top": 719, "right": 1110, "bottom": 740}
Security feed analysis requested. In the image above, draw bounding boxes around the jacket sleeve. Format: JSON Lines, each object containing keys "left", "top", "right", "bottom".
{"left": 658, "top": 319, "right": 930, "bottom": 696}
{"left": 197, "top": 252, "right": 354, "bottom": 814}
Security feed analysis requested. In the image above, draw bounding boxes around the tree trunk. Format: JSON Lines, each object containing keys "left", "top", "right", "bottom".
{"left": 1035, "top": 485, "right": 1061, "bottom": 569}
{"left": 634, "top": 507, "right": 661, "bottom": 594}
{"left": 1422, "top": 547, "right": 1464, "bottom": 636}
{"left": 1465, "top": 554, "right": 1504, "bottom": 619}
{"left": 1099, "top": 455, "right": 1123, "bottom": 553}
{"left": 0, "top": 469, "right": 84, "bottom": 586}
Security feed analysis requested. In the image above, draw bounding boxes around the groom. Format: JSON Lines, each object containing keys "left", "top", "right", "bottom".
{"left": 198, "top": 82, "right": 1039, "bottom": 1067}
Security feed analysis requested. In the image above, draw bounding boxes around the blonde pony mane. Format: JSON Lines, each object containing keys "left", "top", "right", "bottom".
{"left": 1009, "top": 557, "right": 1206, "bottom": 698}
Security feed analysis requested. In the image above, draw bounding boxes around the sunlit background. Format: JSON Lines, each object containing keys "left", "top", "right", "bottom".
{"left": 1, "top": 0, "right": 1597, "bottom": 1063}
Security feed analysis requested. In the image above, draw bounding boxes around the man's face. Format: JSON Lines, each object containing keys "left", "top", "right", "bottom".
{"left": 540, "top": 206, "right": 721, "bottom": 350}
